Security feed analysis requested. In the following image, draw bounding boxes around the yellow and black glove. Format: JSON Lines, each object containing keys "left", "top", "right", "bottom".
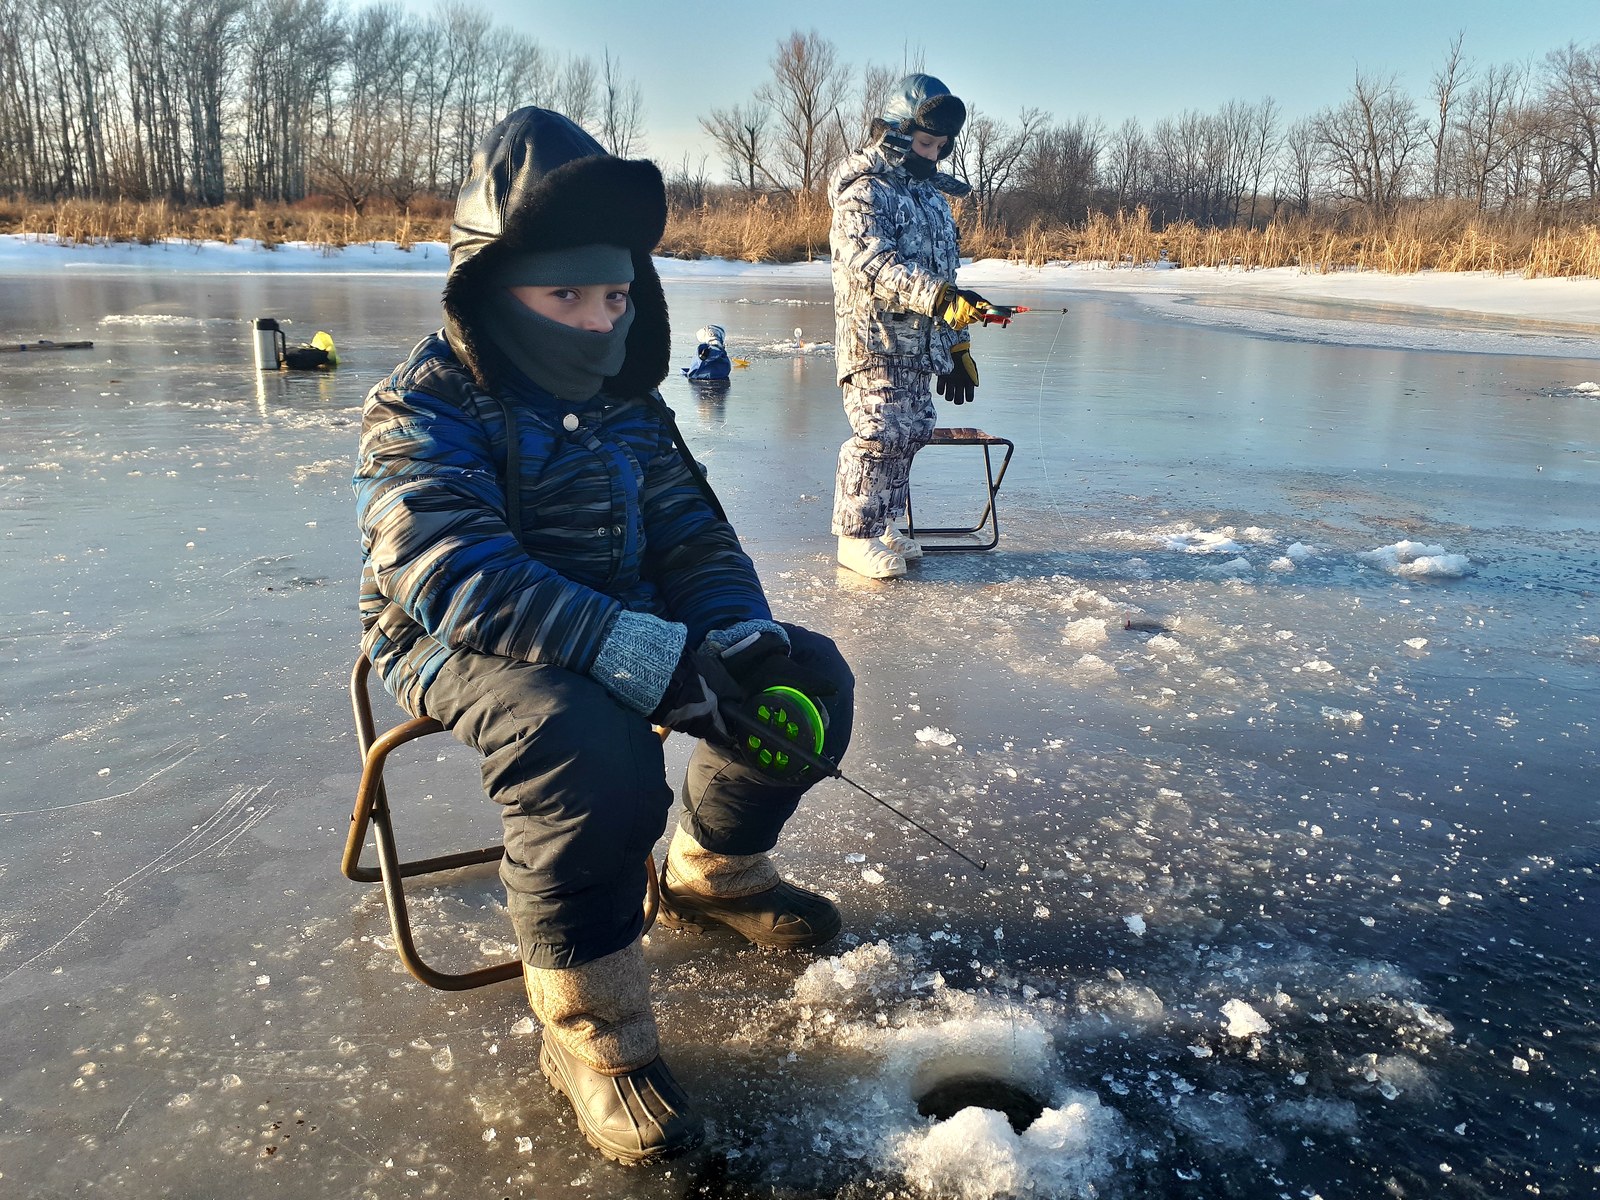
{"left": 935, "top": 285, "right": 992, "bottom": 331}
{"left": 935, "top": 341, "right": 979, "bottom": 405}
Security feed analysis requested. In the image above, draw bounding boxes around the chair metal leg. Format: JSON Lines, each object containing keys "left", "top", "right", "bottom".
{"left": 344, "top": 659, "right": 670, "bottom": 991}
{"left": 346, "top": 658, "right": 519, "bottom": 990}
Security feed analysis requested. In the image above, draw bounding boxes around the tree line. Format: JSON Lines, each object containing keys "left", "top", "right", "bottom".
{"left": 3, "top": 2, "right": 1598, "bottom": 233}
{"left": 0, "top": 0, "right": 643, "bottom": 209}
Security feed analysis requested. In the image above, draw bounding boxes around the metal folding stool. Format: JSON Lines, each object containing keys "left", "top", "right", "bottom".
{"left": 343, "top": 655, "right": 662, "bottom": 991}
{"left": 905, "top": 426, "right": 1015, "bottom": 552}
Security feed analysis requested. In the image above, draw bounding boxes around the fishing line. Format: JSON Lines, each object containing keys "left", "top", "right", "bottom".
{"left": 1032, "top": 307, "right": 1073, "bottom": 534}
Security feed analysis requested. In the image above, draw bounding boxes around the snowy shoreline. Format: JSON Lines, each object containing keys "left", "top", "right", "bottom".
{"left": 5, "top": 232, "right": 1599, "bottom": 363}
{"left": 5, "top": 232, "right": 1600, "bottom": 324}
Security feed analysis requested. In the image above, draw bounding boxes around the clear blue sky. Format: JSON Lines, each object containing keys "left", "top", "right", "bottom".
{"left": 400, "top": 0, "right": 1598, "bottom": 170}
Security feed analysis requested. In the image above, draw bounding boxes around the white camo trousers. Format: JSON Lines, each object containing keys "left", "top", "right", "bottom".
{"left": 831, "top": 362, "right": 937, "bottom": 538}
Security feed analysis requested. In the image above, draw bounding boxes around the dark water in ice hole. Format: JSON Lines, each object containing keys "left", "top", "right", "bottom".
{"left": 0, "top": 264, "right": 1596, "bottom": 1199}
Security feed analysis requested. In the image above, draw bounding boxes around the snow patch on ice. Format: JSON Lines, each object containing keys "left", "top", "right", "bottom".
{"left": 915, "top": 727, "right": 958, "bottom": 746}
{"left": 892, "top": 1101, "right": 1118, "bottom": 1200}
{"left": 1198, "top": 555, "right": 1255, "bottom": 578}
{"left": 1061, "top": 617, "right": 1109, "bottom": 648}
{"left": 1321, "top": 706, "right": 1365, "bottom": 725}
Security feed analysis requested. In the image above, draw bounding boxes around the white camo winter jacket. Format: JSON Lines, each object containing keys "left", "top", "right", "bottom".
{"left": 828, "top": 144, "right": 971, "bottom": 384}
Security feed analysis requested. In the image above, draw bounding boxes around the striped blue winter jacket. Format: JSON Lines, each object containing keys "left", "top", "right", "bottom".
{"left": 355, "top": 332, "right": 773, "bottom": 717}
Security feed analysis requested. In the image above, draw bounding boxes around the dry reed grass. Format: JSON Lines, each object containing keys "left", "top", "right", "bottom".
{"left": 1, "top": 196, "right": 1595, "bottom": 278}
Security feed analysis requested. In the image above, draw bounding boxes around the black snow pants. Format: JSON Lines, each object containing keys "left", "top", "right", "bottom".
{"left": 423, "top": 623, "right": 854, "bottom": 970}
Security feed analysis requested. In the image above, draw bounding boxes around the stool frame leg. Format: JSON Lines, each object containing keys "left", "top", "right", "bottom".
{"left": 905, "top": 433, "right": 1015, "bottom": 552}
{"left": 343, "top": 658, "right": 666, "bottom": 992}
{"left": 346, "top": 657, "right": 519, "bottom": 990}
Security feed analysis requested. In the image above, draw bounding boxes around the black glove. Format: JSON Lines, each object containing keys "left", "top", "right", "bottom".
{"left": 935, "top": 341, "right": 978, "bottom": 405}
{"left": 713, "top": 629, "right": 838, "bottom": 710}
{"left": 649, "top": 653, "right": 728, "bottom": 743}
{"left": 654, "top": 628, "right": 838, "bottom": 761}
{"left": 709, "top": 630, "right": 838, "bottom": 779}
{"left": 936, "top": 285, "right": 992, "bottom": 331}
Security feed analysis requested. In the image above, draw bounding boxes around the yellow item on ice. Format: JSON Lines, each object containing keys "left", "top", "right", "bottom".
{"left": 312, "top": 331, "right": 338, "bottom": 367}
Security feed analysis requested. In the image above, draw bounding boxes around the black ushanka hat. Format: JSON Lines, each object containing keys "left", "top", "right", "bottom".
{"left": 442, "top": 106, "right": 669, "bottom": 396}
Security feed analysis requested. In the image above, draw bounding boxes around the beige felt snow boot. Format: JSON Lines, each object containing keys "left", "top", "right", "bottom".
{"left": 657, "top": 825, "right": 841, "bottom": 950}
{"left": 524, "top": 940, "right": 701, "bottom": 1164}
{"left": 837, "top": 534, "right": 906, "bottom": 579}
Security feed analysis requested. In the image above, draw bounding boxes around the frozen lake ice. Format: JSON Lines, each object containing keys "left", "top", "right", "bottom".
{"left": 1, "top": 248, "right": 1597, "bottom": 1199}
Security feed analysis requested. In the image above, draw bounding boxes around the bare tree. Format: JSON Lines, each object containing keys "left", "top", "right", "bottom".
{"left": 1281, "top": 117, "right": 1318, "bottom": 215}
{"left": 664, "top": 151, "right": 709, "bottom": 209}
{"left": 555, "top": 54, "right": 598, "bottom": 129}
{"left": 597, "top": 49, "right": 646, "bottom": 156}
{"left": 440, "top": 2, "right": 490, "bottom": 192}
{"left": 1148, "top": 109, "right": 1215, "bottom": 222}
{"left": 1014, "top": 116, "right": 1102, "bottom": 224}
{"left": 315, "top": 2, "right": 411, "bottom": 212}
{"left": 853, "top": 62, "right": 898, "bottom": 147}
{"left": 950, "top": 105, "right": 1047, "bottom": 225}
{"left": 36, "top": 0, "right": 114, "bottom": 197}
{"left": 1457, "top": 61, "right": 1528, "bottom": 211}
{"left": 1542, "top": 41, "right": 1600, "bottom": 214}
{"left": 1103, "top": 117, "right": 1146, "bottom": 213}
{"left": 1311, "top": 71, "right": 1426, "bottom": 219}
{"left": 700, "top": 102, "right": 774, "bottom": 191}
{"left": 756, "top": 29, "right": 851, "bottom": 194}
{"left": 1428, "top": 32, "right": 1470, "bottom": 198}
{"left": 1239, "top": 97, "right": 1281, "bottom": 224}
{"left": 179, "top": 0, "right": 247, "bottom": 204}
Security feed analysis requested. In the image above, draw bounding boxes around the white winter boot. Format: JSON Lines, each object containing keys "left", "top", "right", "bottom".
{"left": 837, "top": 534, "right": 906, "bottom": 579}
{"left": 880, "top": 522, "right": 923, "bottom": 561}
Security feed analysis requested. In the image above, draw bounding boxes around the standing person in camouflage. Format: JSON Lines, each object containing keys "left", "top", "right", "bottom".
{"left": 828, "top": 73, "right": 994, "bottom": 579}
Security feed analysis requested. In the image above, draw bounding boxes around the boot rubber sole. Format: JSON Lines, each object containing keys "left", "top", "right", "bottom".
{"left": 538, "top": 1041, "right": 699, "bottom": 1166}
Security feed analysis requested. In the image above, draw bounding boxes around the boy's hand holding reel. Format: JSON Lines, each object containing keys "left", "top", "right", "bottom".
{"left": 651, "top": 629, "right": 834, "bottom": 783}
{"left": 651, "top": 629, "right": 987, "bottom": 870}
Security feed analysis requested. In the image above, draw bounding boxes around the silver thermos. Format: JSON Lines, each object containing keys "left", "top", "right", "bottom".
{"left": 252, "top": 318, "right": 286, "bottom": 371}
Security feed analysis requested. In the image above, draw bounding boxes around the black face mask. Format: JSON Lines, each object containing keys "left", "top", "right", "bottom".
{"left": 903, "top": 152, "right": 937, "bottom": 180}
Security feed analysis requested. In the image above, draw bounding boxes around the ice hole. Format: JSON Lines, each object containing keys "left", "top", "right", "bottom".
{"left": 913, "top": 1071, "right": 1046, "bottom": 1135}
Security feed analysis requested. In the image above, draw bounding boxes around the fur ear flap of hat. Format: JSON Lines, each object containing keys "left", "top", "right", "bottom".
{"left": 443, "top": 106, "right": 670, "bottom": 397}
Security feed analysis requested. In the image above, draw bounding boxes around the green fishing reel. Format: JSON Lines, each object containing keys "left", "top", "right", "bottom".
{"left": 734, "top": 686, "right": 827, "bottom": 782}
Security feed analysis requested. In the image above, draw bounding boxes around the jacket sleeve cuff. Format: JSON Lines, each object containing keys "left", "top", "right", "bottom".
{"left": 589, "top": 609, "right": 689, "bottom": 714}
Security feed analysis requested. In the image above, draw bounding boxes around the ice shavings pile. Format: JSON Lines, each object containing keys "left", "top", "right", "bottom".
{"left": 747, "top": 939, "right": 1124, "bottom": 1200}
{"left": 1359, "top": 540, "right": 1474, "bottom": 579}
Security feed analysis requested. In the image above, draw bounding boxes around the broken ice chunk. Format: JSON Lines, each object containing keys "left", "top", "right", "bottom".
{"left": 1221, "top": 999, "right": 1270, "bottom": 1038}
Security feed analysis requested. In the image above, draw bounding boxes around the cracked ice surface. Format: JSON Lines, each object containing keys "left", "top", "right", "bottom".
{"left": 1, "top": 251, "right": 1597, "bottom": 1199}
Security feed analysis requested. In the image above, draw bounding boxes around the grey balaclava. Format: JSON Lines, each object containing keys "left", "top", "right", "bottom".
{"left": 476, "top": 244, "right": 636, "bottom": 403}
